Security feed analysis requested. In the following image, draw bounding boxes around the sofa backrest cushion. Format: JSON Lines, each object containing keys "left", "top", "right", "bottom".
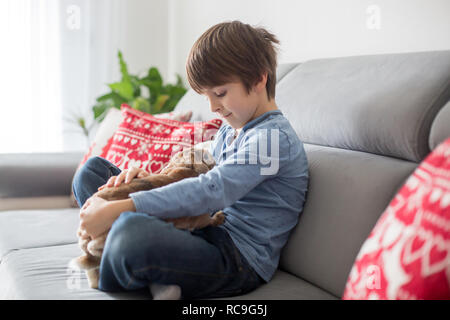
{"left": 275, "top": 51, "right": 450, "bottom": 162}
{"left": 429, "top": 100, "right": 450, "bottom": 151}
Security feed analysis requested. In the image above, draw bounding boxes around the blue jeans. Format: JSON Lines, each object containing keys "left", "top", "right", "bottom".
{"left": 72, "top": 156, "right": 264, "bottom": 299}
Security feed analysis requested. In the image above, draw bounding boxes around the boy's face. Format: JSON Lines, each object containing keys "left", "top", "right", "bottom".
{"left": 202, "top": 79, "right": 266, "bottom": 130}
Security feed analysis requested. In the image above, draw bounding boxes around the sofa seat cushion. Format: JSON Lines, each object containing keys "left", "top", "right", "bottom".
{"left": 0, "top": 208, "right": 79, "bottom": 262}
{"left": 0, "top": 243, "right": 151, "bottom": 299}
{"left": 0, "top": 242, "right": 337, "bottom": 300}
{"left": 220, "top": 271, "right": 338, "bottom": 300}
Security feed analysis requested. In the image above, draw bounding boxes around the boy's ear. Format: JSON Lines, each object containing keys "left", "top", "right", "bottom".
{"left": 254, "top": 72, "right": 268, "bottom": 93}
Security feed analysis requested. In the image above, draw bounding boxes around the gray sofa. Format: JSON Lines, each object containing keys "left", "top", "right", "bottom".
{"left": 1, "top": 51, "right": 449, "bottom": 299}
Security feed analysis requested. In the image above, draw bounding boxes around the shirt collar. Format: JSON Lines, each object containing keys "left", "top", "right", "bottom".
{"left": 225, "top": 110, "right": 282, "bottom": 145}
{"left": 242, "top": 110, "right": 282, "bottom": 132}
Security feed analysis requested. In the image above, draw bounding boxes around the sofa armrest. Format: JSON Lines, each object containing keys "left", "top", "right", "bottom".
{"left": 0, "top": 196, "right": 74, "bottom": 211}
{"left": 0, "top": 152, "right": 83, "bottom": 199}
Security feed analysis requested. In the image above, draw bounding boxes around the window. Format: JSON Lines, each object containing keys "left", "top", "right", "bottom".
{"left": 0, "top": 0, "right": 62, "bottom": 153}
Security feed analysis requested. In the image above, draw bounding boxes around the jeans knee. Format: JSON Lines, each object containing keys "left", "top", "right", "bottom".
{"left": 102, "top": 213, "right": 170, "bottom": 267}
{"left": 73, "top": 156, "right": 102, "bottom": 182}
{"left": 99, "top": 212, "right": 169, "bottom": 291}
{"left": 84, "top": 156, "right": 111, "bottom": 172}
{"left": 73, "top": 156, "right": 113, "bottom": 190}
{"left": 102, "top": 212, "right": 151, "bottom": 262}
{"left": 105, "top": 212, "right": 136, "bottom": 252}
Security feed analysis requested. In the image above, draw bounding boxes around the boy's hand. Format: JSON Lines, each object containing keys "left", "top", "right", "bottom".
{"left": 79, "top": 196, "right": 115, "bottom": 238}
{"left": 98, "top": 167, "right": 150, "bottom": 191}
{"left": 79, "top": 196, "right": 136, "bottom": 239}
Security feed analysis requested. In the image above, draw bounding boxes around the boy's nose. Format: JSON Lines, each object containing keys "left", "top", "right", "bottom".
{"left": 209, "top": 100, "right": 222, "bottom": 114}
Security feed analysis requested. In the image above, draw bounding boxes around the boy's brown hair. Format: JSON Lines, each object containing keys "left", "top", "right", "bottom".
{"left": 186, "top": 20, "right": 280, "bottom": 100}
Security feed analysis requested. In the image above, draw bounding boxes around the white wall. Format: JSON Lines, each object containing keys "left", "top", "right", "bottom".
{"left": 168, "top": 0, "right": 450, "bottom": 84}
{"left": 120, "top": 0, "right": 169, "bottom": 79}
{"left": 59, "top": 0, "right": 170, "bottom": 151}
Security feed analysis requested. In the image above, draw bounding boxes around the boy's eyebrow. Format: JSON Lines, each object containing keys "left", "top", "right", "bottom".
{"left": 200, "top": 85, "right": 227, "bottom": 94}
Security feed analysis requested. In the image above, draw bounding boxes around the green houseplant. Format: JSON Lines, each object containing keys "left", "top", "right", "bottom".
{"left": 67, "top": 51, "right": 187, "bottom": 139}
{"left": 92, "top": 50, "right": 187, "bottom": 123}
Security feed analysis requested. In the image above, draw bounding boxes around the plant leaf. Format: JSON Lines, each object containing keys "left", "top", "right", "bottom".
{"left": 153, "top": 94, "right": 170, "bottom": 113}
{"left": 118, "top": 50, "right": 130, "bottom": 82}
{"left": 92, "top": 102, "right": 110, "bottom": 121}
{"left": 139, "top": 79, "right": 162, "bottom": 104}
{"left": 176, "top": 74, "right": 184, "bottom": 87}
{"left": 132, "top": 97, "right": 151, "bottom": 114}
{"left": 92, "top": 51, "right": 188, "bottom": 122}
{"left": 140, "top": 67, "right": 163, "bottom": 105}
{"left": 96, "top": 92, "right": 127, "bottom": 108}
{"left": 147, "top": 67, "right": 162, "bottom": 83}
{"left": 108, "top": 81, "right": 134, "bottom": 101}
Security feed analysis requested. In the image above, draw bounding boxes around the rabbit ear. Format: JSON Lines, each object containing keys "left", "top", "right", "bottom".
{"left": 202, "top": 150, "right": 215, "bottom": 167}
{"left": 182, "top": 148, "right": 195, "bottom": 165}
{"left": 166, "top": 149, "right": 185, "bottom": 168}
{"left": 193, "top": 148, "right": 203, "bottom": 162}
{"left": 192, "top": 148, "right": 215, "bottom": 167}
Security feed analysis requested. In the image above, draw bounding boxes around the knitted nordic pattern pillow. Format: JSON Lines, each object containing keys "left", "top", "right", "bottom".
{"left": 343, "top": 137, "right": 450, "bottom": 300}
{"left": 104, "top": 104, "right": 221, "bottom": 173}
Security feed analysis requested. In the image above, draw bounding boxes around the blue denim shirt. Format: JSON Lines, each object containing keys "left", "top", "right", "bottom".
{"left": 130, "top": 110, "right": 309, "bottom": 282}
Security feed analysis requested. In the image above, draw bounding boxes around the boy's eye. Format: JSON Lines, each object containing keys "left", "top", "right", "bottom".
{"left": 216, "top": 91, "right": 226, "bottom": 98}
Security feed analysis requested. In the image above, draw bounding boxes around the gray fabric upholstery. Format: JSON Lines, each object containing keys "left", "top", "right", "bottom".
{"left": 275, "top": 63, "right": 298, "bottom": 83}
{"left": 429, "top": 100, "right": 450, "bottom": 150}
{"left": 275, "top": 51, "right": 450, "bottom": 162}
{"left": 0, "top": 152, "right": 83, "bottom": 198}
{"left": 279, "top": 143, "right": 417, "bottom": 297}
{"left": 0, "top": 243, "right": 151, "bottom": 299}
{"left": 0, "top": 208, "right": 79, "bottom": 261}
{"left": 217, "top": 270, "right": 337, "bottom": 300}
{"left": 0, "top": 196, "right": 73, "bottom": 211}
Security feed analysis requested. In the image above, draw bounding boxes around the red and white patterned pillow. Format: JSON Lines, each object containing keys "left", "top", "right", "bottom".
{"left": 103, "top": 104, "right": 221, "bottom": 173}
{"left": 77, "top": 107, "right": 193, "bottom": 169}
{"left": 342, "top": 137, "right": 450, "bottom": 300}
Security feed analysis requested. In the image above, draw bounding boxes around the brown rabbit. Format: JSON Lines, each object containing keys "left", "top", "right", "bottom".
{"left": 71, "top": 147, "right": 225, "bottom": 289}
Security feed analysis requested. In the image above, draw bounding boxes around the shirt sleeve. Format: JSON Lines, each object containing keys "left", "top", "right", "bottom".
{"left": 129, "top": 128, "right": 288, "bottom": 219}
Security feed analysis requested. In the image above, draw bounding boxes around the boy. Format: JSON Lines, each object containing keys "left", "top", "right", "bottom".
{"left": 73, "top": 20, "right": 309, "bottom": 299}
